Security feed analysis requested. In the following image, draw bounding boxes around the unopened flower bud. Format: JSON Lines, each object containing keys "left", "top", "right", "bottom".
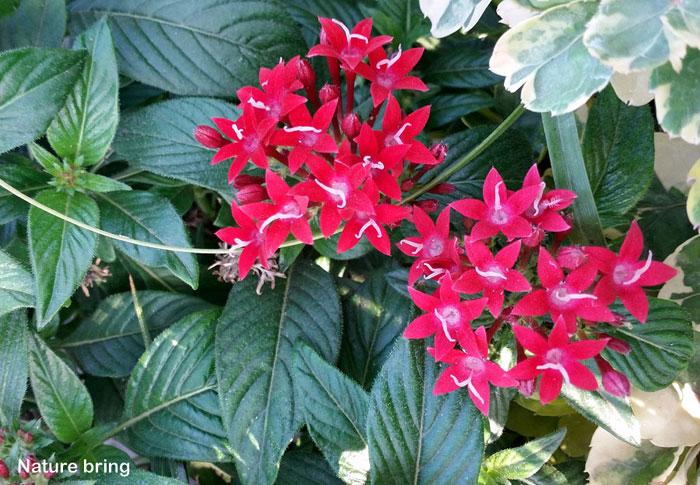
{"left": 236, "top": 184, "right": 267, "bottom": 204}
{"left": 297, "top": 59, "right": 316, "bottom": 89}
{"left": 557, "top": 245, "right": 587, "bottom": 270}
{"left": 0, "top": 460, "right": 8, "bottom": 479}
{"left": 521, "top": 225, "right": 545, "bottom": 248}
{"left": 0, "top": 427, "right": 7, "bottom": 436}
{"left": 517, "top": 378, "right": 536, "bottom": 398}
{"left": 341, "top": 113, "right": 361, "bottom": 140}
{"left": 596, "top": 356, "right": 630, "bottom": 397}
{"left": 606, "top": 337, "right": 631, "bottom": 354}
{"left": 194, "top": 125, "right": 227, "bottom": 149}
{"left": 45, "top": 470, "right": 57, "bottom": 479}
{"left": 610, "top": 312, "right": 632, "bottom": 328}
{"left": 232, "top": 174, "right": 265, "bottom": 189}
{"left": 414, "top": 199, "right": 439, "bottom": 213}
{"left": 319, "top": 84, "right": 340, "bottom": 104}
{"left": 400, "top": 179, "right": 415, "bottom": 191}
{"left": 430, "top": 142, "right": 448, "bottom": 164}
{"left": 19, "top": 456, "right": 35, "bottom": 479}
{"left": 23, "top": 432, "right": 33, "bottom": 444}
{"left": 16, "top": 429, "right": 24, "bottom": 438}
{"left": 428, "top": 183, "right": 456, "bottom": 195}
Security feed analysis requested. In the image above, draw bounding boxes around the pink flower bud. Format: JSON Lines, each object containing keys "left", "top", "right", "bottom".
{"left": 414, "top": 199, "right": 439, "bottom": 213}
{"left": 23, "top": 432, "right": 33, "bottom": 444}
{"left": 400, "top": 179, "right": 415, "bottom": 191}
{"left": 430, "top": 142, "right": 448, "bottom": 164}
{"left": 297, "top": 59, "right": 316, "bottom": 89}
{"left": 517, "top": 378, "right": 536, "bottom": 398}
{"left": 232, "top": 174, "right": 265, "bottom": 189}
{"left": 428, "top": 183, "right": 456, "bottom": 195}
{"left": 610, "top": 312, "right": 630, "bottom": 327}
{"left": 606, "top": 337, "right": 631, "bottom": 354}
{"left": 341, "top": 113, "right": 361, "bottom": 140}
{"left": 236, "top": 184, "right": 267, "bottom": 204}
{"left": 319, "top": 84, "right": 340, "bottom": 104}
{"left": 0, "top": 460, "right": 9, "bottom": 479}
{"left": 521, "top": 225, "right": 545, "bottom": 248}
{"left": 19, "top": 456, "right": 35, "bottom": 479}
{"left": 16, "top": 429, "right": 24, "bottom": 438}
{"left": 45, "top": 470, "right": 57, "bottom": 479}
{"left": 557, "top": 245, "right": 587, "bottom": 270}
{"left": 194, "top": 125, "right": 227, "bottom": 149}
{"left": 603, "top": 369, "right": 630, "bottom": 397}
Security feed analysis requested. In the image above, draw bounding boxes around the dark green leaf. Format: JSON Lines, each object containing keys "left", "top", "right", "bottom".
{"left": 276, "top": 452, "right": 344, "bottom": 485}
{"left": 61, "top": 291, "right": 213, "bottom": 377}
{"left": 423, "top": 47, "right": 503, "bottom": 88}
{"left": 483, "top": 429, "right": 566, "bottom": 480}
{"left": 367, "top": 339, "right": 484, "bottom": 484}
{"left": 599, "top": 298, "right": 694, "bottom": 391}
{"left": 47, "top": 18, "right": 119, "bottom": 166}
{"left": 29, "top": 190, "right": 99, "bottom": 328}
{"left": 68, "top": 0, "right": 306, "bottom": 96}
{"left": 0, "top": 160, "right": 52, "bottom": 224}
{"left": 86, "top": 469, "right": 183, "bottom": 484}
{"left": 426, "top": 92, "right": 496, "bottom": 128}
{"left": 29, "top": 332, "right": 94, "bottom": 442}
{"left": 82, "top": 173, "right": 131, "bottom": 193}
{"left": 216, "top": 261, "right": 341, "bottom": 484}
{"left": 284, "top": 0, "right": 363, "bottom": 48}
{"left": 0, "top": 0, "right": 19, "bottom": 18}
{"left": 582, "top": 86, "right": 654, "bottom": 227}
{"left": 95, "top": 190, "right": 198, "bottom": 289}
{"left": 0, "top": 0, "right": 66, "bottom": 49}
{"left": 0, "top": 48, "right": 86, "bottom": 153}
{"left": 292, "top": 341, "right": 370, "bottom": 482}
{"left": 361, "top": 0, "right": 430, "bottom": 47}
{"left": 121, "top": 308, "right": 230, "bottom": 461}
{"left": 339, "top": 271, "right": 413, "bottom": 389}
{"left": 0, "top": 248, "right": 34, "bottom": 317}
{"left": 0, "top": 311, "right": 28, "bottom": 426}
{"left": 112, "top": 97, "right": 238, "bottom": 197}
{"left": 150, "top": 185, "right": 194, "bottom": 216}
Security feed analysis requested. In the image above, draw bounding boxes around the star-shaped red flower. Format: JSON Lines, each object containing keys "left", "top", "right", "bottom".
{"left": 237, "top": 58, "right": 306, "bottom": 121}
{"left": 521, "top": 164, "right": 576, "bottom": 233}
{"left": 378, "top": 95, "right": 436, "bottom": 165}
{"left": 355, "top": 45, "right": 428, "bottom": 106}
{"left": 215, "top": 204, "right": 271, "bottom": 279}
{"left": 308, "top": 18, "right": 392, "bottom": 70}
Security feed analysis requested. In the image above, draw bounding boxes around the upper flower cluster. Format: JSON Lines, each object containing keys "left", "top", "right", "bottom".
{"left": 195, "top": 17, "right": 440, "bottom": 278}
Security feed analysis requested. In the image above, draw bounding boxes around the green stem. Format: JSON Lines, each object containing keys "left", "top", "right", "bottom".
{"left": 402, "top": 104, "right": 526, "bottom": 204}
{"left": 542, "top": 112, "right": 605, "bottom": 246}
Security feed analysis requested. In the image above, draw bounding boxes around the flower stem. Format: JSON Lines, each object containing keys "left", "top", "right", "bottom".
{"left": 401, "top": 104, "right": 526, "bottom": 204}
{"left": 541, "top": 112, "right": 605, "bottom": 246}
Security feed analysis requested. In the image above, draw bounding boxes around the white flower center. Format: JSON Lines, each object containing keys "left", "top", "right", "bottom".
{"left": 475, "top": 266, "right": 507, "bottom": 283}
{"left": 283, "top": 125, "right": 323, "bottom": 133}
{"left": 450, "top": 373, "right": 485, "bottom": 404}
{"left": 392, "top": 122, "right": 412, "bottom": 145}
{"left": 549, "top": 286, "right": 597, "bottom": 307}
{"left": 332, "top": 18, "right": 369, "bottom": 43}
{"left": 376, "top": 44, "right": 403, "bottom": 69}
{"left": 434, "top": 306, "right": 460, "bottom": 342}
{"left": 315, "top": 179, "right": 347, "bottom": 209}
{"left": 424, "top": 235, "right": 445, "bottom": 258}
{"left": 247, "top": 97, "right": 270, "bottom": 111}
{"left": 624, "top": 251, "right": 653, "bottom": 285}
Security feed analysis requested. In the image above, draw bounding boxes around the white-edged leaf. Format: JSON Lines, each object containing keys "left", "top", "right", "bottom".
{"left": 0, "top": 248, "right": 34, "bottom": 317}
{"left": 47, "top": 17, "right": 119, "bottom": 166}
{"left": 610, "top": 70, "right": 654, "bottom": 107}
{"left": 419, "top": 0, "right": 491, "bottom": 38}
{"left": 216, "top": 261, "right": 342, "bottom": 484}
{"left": 0, "top": 311, "right": 28, "bottom": 426}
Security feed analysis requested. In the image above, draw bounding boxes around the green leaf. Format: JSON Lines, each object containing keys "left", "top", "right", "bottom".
{"left": 423, "top": 46, "right": 503, "bottom": 89}
{"left": 599, "top": 298, "right": 694, "bottom": 391}
{"left": 95, "top": 190, "right": 198, "bottom": 289}
{"left": 367, "top": 339, "right": 484, "bottom": 484}
{"left": 292, "top": 341, "right": 370, "bottom": 483}
{"left": 284, "top": 0, "right": 363, "bottom": 48}
{"left": 0, "top": 159, "right": 52, "bottom": 224}
{"left": 0, "top": 0, "right": 19, "bottom": 18}
{"left": 82, "top": 173, "right": 131, "bottom": 193}
{"left": 490, "top": 1, "right": 612, "bottom": 115}
{"left": 560, "top": 385, "right": 640, "bottom": 446}
{"left": 216, "top": 261, "right": 341, "bottom": 484}
{"left": 314, "top": 230, "right": 373, "bottom": 260}
{"left": 28, "top": 142, "right": 62, "bottom": 172}
{"left": 121, "top": 307, "right": 230, "bottom": 461}
{"left": 47, "top": 18, "right": 119, "bottom": 166}
{"left": 0, "top": 248, "right": 34, "bottom": 317}
{"left": 61, "top": 291, "right": 213, "bottom": 377}
{"left": 660, "top": 235, "right": 700, "bottom": 324}
{"left": 29, "top": 190, "right": 99, "bottom": 328}
{"left": 518, "top": 464, "right": 569, "bottom": 485}
{"left": 276, "top": 452, "right": 344, "bottom": 485}
{"left": 0, "top": 48, "right": 86, "bottom": 153}
{"left": 0, "top": 0, "right": 66, "bottom": 49}
{"left": 482, "top": 429, "right": 566, "bottom": 480}
{"left": 339, "top": 271, "right": 414, "bottom": 389}
{"left": 650, "top": 48, "right": 700, "bottom": 145}
{"left": 688, "top": 159, "right": 700, "bottom": 230}
{"left": 112, "top": 97, "right": 238, "bottom": 197}
{"left": 360, "top": 0, "right": 430, "bottom": 47}
{"left": 0, "top": 311, "right": 28, "bottom": 426}
{"left": 426, "top": 92, "right": 496, "bottom": 128}
{"left": 29, "top": 332, "right": 94, "bottom": 442}
{"left": 420, "top": 0, "right": 491, "bottom": 38}
{"left": 582, "top": 86, "right": 655, "bottom": 227}
{"left": 85, "top": 469, "right": 184, "bottom": 484}
{"left": 68, "top": 0, "right": 305, "bottom": 96}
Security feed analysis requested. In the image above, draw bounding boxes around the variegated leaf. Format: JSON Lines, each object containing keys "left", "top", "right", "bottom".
{"left": 688, "top": 158, "right": 700, "bottom": 229}
{"left": 419, "top": 0, "right": 490, "bottom": 38}
{"left": 610, "top": 70, "right": 654, "bottom": 106}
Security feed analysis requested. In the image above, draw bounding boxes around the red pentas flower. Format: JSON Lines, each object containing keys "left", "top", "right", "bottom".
{"left": 586, "top": 220, "right": 677, "bottom": 323}
{"left": 355, "top": 45, "right": 428, "bottom": 106}
{"left": 513, "top": 247, "right": 614, "bottom": 333}
{"left": 379, "top": 95, "right": 436, "bottom": 166}
{"left": 216, "top": 204, "right": 271, "bottom": 279}
{"left": 454, "top": 240, "right": 531, "bottom": 317}
{"left": 308, "top": 18, "right": 391, "bottom": 70}
{"left": 451, "top": 167, "right": 541, "bottom": 241}
{"left": 404, "top": 274, "right": 487, "bottom": 360}
{"left": 237, "top": 57, "right": 306, "bottom": 121}
{"left": 521, "top": 164, "right": 576, "bottom": 233}
{"left": 509, "top": 317, "right": 609, "bottom": 404}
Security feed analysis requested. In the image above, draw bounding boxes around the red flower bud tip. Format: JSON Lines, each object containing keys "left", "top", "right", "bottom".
{"left": 232, "top": 174, "right": 265, "bottom": 189}
{"left": 603, "top": 369, "right": 630, "bottom": 397}
{"left": 45, "top": 471, "right": 57, "bottom": 479}
{"left": 235, "top": 184, "right": 268, "bottom": 204}
{"left": 610, "top": 312, "right": 632, "bottom": 328}
{"left": 23, "top": 432, "right": 33, "bottom": 444}
{"left": 194, "top": 125, "right": 227, "bottom": 149}
{"left": 0, "top": 460, "right": 9, "bottom": 479}
{"left": 341, "top": 113, "right": 361, "bottom": 140}
{"left": 428, "top": 183, "right": 456, "bottom": 195}
{"left": 16, "top": 429, "right": 24, "bottom": 438}
{"left": 297, "top": 59, "right": 316, "bottom": 89}
{"left": 319, "top": 83, "right": 340, "bottom": 104}
{"left": 517, "top": 378, "right": 536, "bottom": 398}
{"left": 521, "top": 225, "right": 545, "bottom": 248}
{"left": 414, "top": 199, "right": 439, "bottom": 213}
{"left": 400, "top": 179, "right": 415, "bottom": 191}
{"left": 430, "top": 142, "right": 448, "bottom": 164}
{"left": 606, "top": 337, "right": 631, "bottom": 354}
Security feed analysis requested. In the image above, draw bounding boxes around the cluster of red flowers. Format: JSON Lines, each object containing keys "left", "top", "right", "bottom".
{"left": 401, "top": 166, "right": 677, "bottom": 415}
{"left": 195, "top": 17, "right": 448, "bottom": 278}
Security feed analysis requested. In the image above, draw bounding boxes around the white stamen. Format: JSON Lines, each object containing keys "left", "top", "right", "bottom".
{"left": 434, "top": 309, "right": 456, "bottom": 343}
{"left": 392, "top": 122, "right": 412, "bottom": 145}
{"left": 536, "top": 363, "right": 571, "bottom": 386}
{"left": 423, "top": 262, "right": 446, "bottom": 280}
{"left": 531, "top": 182, "right": 546, "bottom": 216}
{"left": 475, "top": 267, "right": 507, "bottom": 280}
{"left": 558, "top": 293, "right": 597, "bottom": 303}
{"left": 450, "top": 374, "right": 484, "bottom": 404}
{"left": 231, "top": 123, "right": 244, "bottom": 141}
{"left": 376, "top": 44, "right": 403, "bottom": 69}
{"left": 332, "top": 18, "right": 369, "bottom": 43}
{"left": 283, "top": 125, "right": 323, "bottom": 133}
{"left": 494, "top": 181, "right": 504, "bottom": 210}
{"left": 314, "top": 179, "right": 347, "bottom": 209}
{"left": 355, "top": 219, "right": 382, "bottom": 239}
{"left": 230, "top": 238, "right": 251, "bottom": 250}
{"left": 259, "top": 212, "right": 303, "bottom": 232}
{"left": 624, "top": 251, "right": 653, "bottom": 285}
{"left": 400, "top": 239, "right": 423, "bottom": 255}
{"left": 362, "top": 155, "right": 385, "bottom": 170}
{"left": 247, "top": 97, "right": 270, "bottom": 111}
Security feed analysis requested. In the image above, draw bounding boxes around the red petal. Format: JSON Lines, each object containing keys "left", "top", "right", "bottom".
{"left": 504, "top": 271, "right": 531, "bottom": 293}
{"left": 291, "top": 218, "right": 313, "bottom": 245}
{"left": 496, "top": 240, "right": 521, "bottom": 268}
{"left": 637, "top": 261, "right": 677, "bottom": 287}
{"left": 539, "top": 370, "right": 563, "bottom": 404}
{"left": 537, "top": 247, "right": 564, "bottom": 288}
{"left": 512, "top": 324, "right": 549, "bottom": 354}
{"left": 453, "top": 270, "right": 483, "bottom": 294}
{"left": 548, "top": 316, "right": 570, "bottom": 347}
{"left": 433, "top": 368, "right": 460, "bottom": 395}
{"left": 265, "top": 170, "right": 289, "bottom": 202}
{"left": 483, "top": 167, "right": 505, "bottom": 208}
{"left": 469, "top": 221, "right": 500, "bottom": 241}
{"left": 620, "top": 220, "right": 644, "bottom": 261}
{"left": 501, "top": 216, "right": 533, "bottom": 239}
{"left": 212, "top": 143, "right": 240, "bottom": 164}
{"left": 537, "top": 211, "right": 571, "bottom": 232}
{"left": 584, "top": 247, "right": 617, "bottom": 273}
{"left": 319, "top": 206, "right": 342, "bottom": 237}
{"left": 393, "top": 76, "right": 428, "bottom": 92}
{"left": 522, "top": 164, "right": 541, "bottom": 187}
{"left": 576, "top": 304, "right": 615, "bottom": 323}
{"left": 566, "top": 262, "right": 598, "bottom": 292}
{"left": 486, "top": 290, "right": 504, "bottom": 318}
{"left": 593, "top": 274, "right": 618, "bottom": 305}
{"left": 512, "top": 290, "right": 549, "bottom": 316}
{"left": 566, "top": 361, "right": 599, "bottom": 390}
{"left": 451, "top": 198, "right": 488, "bottom": 220}
{"left": 408, "top": 287, "right": 439, "bottom": 312}
{"left": 507, "top": 185, "right": 541, "bottom": 215}
{"left": 566, "top": 338, "right": 609, "bottom": 360}
{"left": 470, "top": 375, "right": 491, "bottom": 416}
{"left": 403, "top": 313, "right": 437, "bottom": 339}
{"left": 620, "top": 286, "right": 649, "bottom": 323}
{"left": 465, "top": 242, "right": 493, "bottom": 267}
{"left": 459, "top": 297, "right": 488, "bottom": 321}
{"left": 508, "top": 357, "right": 543, "bottom": 380}
{"left": 486, "top": 361, "right": 518, "bottom": 387}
